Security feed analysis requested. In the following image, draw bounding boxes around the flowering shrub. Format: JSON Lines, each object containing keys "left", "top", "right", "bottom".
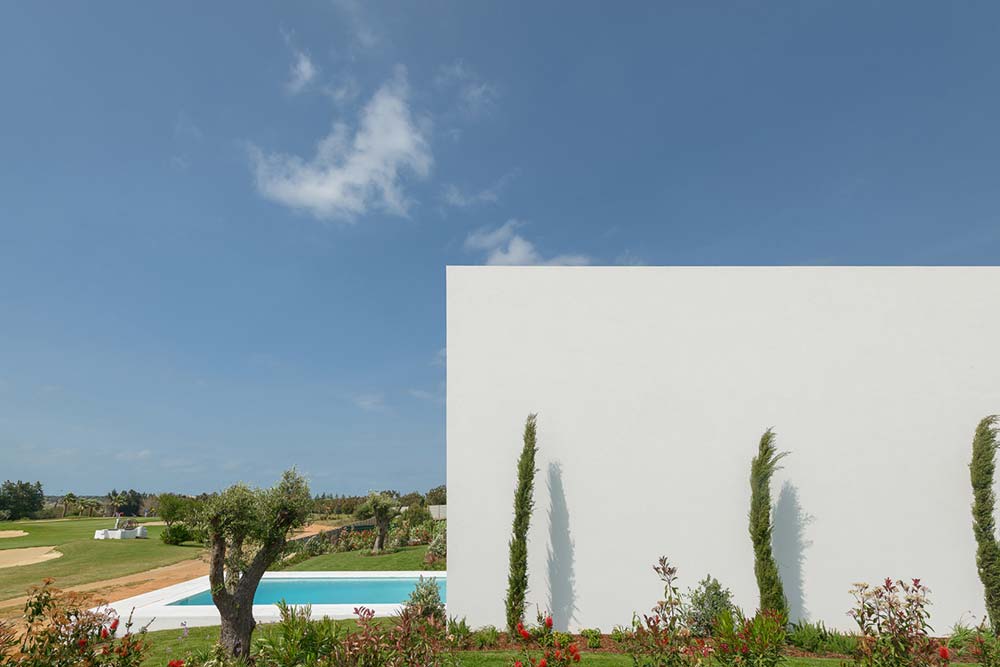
{"left": 402, "top": 576, "right": 446, "bottom": 624}
{"left": 963, "top": 625, "right": 1000, "bottom": 667}
{"left": 713, "top": 608, "right": 786, "bottom": 667}
{"left": 1, "top": 579, "right": 150, "bottom": 667}
{"left": 617, "top": 557, "right": 712, "bottom": 667}
{"left": 425, "top": 526, "right": 447, "bottom": 569}
{"left": 848, "top": 578, "right": 950, "bottom": 667}
{"left": 685, "top": 575, "right": 735, "bottom": 638}
{"left": 331, "top": 528, "right": 375, "bottom": 552}
{"left": 512, "top": 613, "right": 582, "bottom": 667}
{"left": 327, "top": 606, "right": 455, "bottom": 667}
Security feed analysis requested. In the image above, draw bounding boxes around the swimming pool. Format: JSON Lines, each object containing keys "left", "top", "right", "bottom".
{"left": 168, "top": 576, "right": 446, "bottom": 606}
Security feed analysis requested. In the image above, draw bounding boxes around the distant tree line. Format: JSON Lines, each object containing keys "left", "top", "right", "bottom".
{"left": 311, "top": 484, "right": 445, "bottom": 516}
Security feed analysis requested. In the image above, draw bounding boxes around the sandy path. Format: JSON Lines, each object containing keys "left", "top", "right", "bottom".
{"left": 0, "top": 547, "right": 62, "bottom": 568}
{"left": 0, "top": 530, "right": 28, "bottom": 539}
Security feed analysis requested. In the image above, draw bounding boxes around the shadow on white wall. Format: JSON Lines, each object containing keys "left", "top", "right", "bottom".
{"left": 547, "top": 461, "right": 577, "bottom": 630}
{"left": 773, "top": 481, "right": 814, "bottom": 624}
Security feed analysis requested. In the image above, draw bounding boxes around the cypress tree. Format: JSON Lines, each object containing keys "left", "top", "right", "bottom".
{"left": 971, "top": 415, "right": 1000, "bottom": 633}
{"left": 506, "top": 413, "right": 538, "bottom": 634}
{"left": 749, "top": 428, "right": 789, "bottom": 616}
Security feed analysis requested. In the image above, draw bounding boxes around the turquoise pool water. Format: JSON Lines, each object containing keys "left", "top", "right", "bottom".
{"left": 168, "top": 577, "right": 446, "bottom": 606}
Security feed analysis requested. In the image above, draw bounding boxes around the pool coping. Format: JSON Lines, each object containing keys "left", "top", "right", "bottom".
{"left": 104, "top": 570, "right": 447, "bottom": 632}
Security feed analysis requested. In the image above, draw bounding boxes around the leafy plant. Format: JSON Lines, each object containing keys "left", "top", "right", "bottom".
{"left": 160, "top": 522, "right": 195, "bottom": 545}
{"left": 473, "top": 625, "right": 501, "bottom": 649}
{"left": 686, "top": 575, "right": 735, "bottom": 637}
{"left": 971, "top": 416, "right": 1000, "bottom": 633}
{"left": 749, "top": 429, "right": 788, "bottom": 616}
{"left": 786, "top": 620, "right": 857, "bottom": 656}
{"left": 511, "top": 613, "right": 582, "bottom": 666}
{"left": 403, "top": 576, "right": 446, "bottom": 624}
{"left": 848, "top": 578, "right": 951, "bottom": 667}
{"left": 713, "top": 608, "right": 787, "bottom": 667}
{"left": 964, "top": 625, "right": 1000, "bottom": 667}
{"left": 580, "top": 628, "right": 603, "bottom": 649}
{"left": 506, "top": 413, "right": 539, "bottom": 634}
{"left": 2, "top": 579, "right": 150, "bottom": 667}
{"left": 447, "top": 616, "right": 473, "bottom": 648}
{"left": 252, "top": 602, "right": 342, "bottom": 666}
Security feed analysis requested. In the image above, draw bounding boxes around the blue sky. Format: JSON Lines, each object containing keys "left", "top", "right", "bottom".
{"left": 1, "top": 2, "right": 999, "bottom": 496}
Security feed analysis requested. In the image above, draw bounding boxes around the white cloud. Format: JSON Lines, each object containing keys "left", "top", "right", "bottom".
{"left": 464, "top": 220, "right": 591, "bottom": 266}
{"left": 435, "top": 60, "right": 498, "bottom": 118}
{"left": 250, "top": 67, "right": 432, "bottom": 221}
{"left": 354, "top": 392, "right": 386, "bottom": 411}
{"left": 433, "top": 347, "right": 446, "bottom": 366}
{"left": 442, "top": 183, "right": 499, "bottom": 208}
{"left": 333, "top": 0, "right": 380, "bottom": 50}
{"left": 287, "top": 49, "right": 318, "bottom": 94}
{"left": 409, "top": 387, "right": 444, "bottom": 404}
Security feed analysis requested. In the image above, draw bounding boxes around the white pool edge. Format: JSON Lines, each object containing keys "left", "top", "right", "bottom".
{"left": 103, "top": 571, "right": 447, "bottom": 632}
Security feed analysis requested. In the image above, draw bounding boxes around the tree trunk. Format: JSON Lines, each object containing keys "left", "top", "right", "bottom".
{"left": 373, "top": 520, "right": 388, "bottom": 553}
{"left": 219, "top": 600, "right": 256, "bottom": 659}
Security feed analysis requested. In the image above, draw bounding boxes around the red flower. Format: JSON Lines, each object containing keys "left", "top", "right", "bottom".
{"left": 939, "top": 646, "right": 951, "bottom": 661}
{"left": 168, "top": 660, "right": 186, "bottom": 667}
{"left": 110, "top": 618, "right": 119, "bottom": 631}
{"left": 538, "top": 660, "right": 547, "bottom": 667}
{"left": 517, "top": 622, "right": 531, "bottom": 640}
{"left": 573, "top": 654, "right": 581, "bottom": 663}
{"left": 77, "top": 638, "right": 87, "bottom": 648}
{"left": 545, "top": 616, "right": 553, "bottom": 629}
{"left": 514, "top": 662, "right": 523, "bottom": 667}
{"left": 101, "top": 627, "right": 109, "bottom": 639}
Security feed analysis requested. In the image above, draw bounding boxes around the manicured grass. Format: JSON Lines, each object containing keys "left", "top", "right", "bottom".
{"left": 0, "top": 518, "right": 204, "bottom": 602}
{"left": 283, "top": 545, "right": 441, "bottom": 571}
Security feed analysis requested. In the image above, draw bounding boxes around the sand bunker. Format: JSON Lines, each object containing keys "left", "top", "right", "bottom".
{"left": 0, "top": 531, "right": 27, "bottom": 539}
{"left": 0, "top": 546, "right": 62, "bottom": 568}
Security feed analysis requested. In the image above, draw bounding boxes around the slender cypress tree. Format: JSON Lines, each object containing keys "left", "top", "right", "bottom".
{"left": 749, "top": 428, "right": 789, "bottom": 616}
{"left": 506, "top": 413, "right": 538, "bottom": 634}
{"left": 971, "top": 415, "right": 1000, "bottom": 634}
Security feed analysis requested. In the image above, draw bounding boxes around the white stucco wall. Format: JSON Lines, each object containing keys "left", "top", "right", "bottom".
{"left": 446, "top": 266, "right": 1000, "bottom": 633}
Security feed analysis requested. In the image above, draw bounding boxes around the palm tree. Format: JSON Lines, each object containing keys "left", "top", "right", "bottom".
{"left": 80, "top": 498, "right": 98, "bottom": 517}
{"left": 61, "top": 492, "right": 78, "bottom": 518}
{"left": 107, "top": 491, "right": 126, "bottom": 516}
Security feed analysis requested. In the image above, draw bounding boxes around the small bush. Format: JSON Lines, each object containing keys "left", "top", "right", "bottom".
{"left": 965, "top": 625, "right": 1000, "bottom": 667}
{"left": 512, "top": 613, "right": 582, "bottom": 667}
{"left": 447, "top": 616, "right": 473, "bottom": 648}
{"left": 848, "top": 578, "right": 951, "bottom": 667}
{"left": 253, "top": 602, "right": 342, "bottom": 666}
{"left": 160, "top": 522, "right": 195, "bottom": 545}
{"left": 714, "top": 608, "right": 787, "bottom": 667}
{"left": 581, "top": 628, "right": 603, "bottom": 649}
{"left": 610, "top": 626, "right": 630, "bottom": 644}
{"left": 403, "top": 576, "right": 446, "bottom": 624}
{"left": 686, "top": 574, "right": 735, "bottom": 637}
{"left": 473, "top": 625, "right": 500, "bottom": 649}
{"left": 787, "top": 620, "right": 857, "bottom": 656}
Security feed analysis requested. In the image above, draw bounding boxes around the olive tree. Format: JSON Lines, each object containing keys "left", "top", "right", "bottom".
{"left": 200, "top": 469, "right": 311, "bottom": 658}
{"left": 356, "top": 492, "right": 399, "bottom": 553}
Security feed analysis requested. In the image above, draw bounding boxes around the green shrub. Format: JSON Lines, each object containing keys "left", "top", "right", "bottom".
{"left": 714, "top": 608, "right": 787, "bottom": 667}
{"left": 610, "top": 625, "right": 630, "bottom": 644}
{"left": 787, "top": 620, "right": 857, "bottom": 655}
{"left": 581, "top": 628, "right": 603, "bottom": 649}
{"left": 447, "top": 616, "right": 473, "bottom": 648}
{"left": 749, "top": 428, "right": 788, "bottom": 616}
{"left": 505, "top": 413, "right": 538, "bottom": 634}
{"left": 971, "top": 415, "right": 1000, "bottom": 633}
{"left": 686, "top": 574, "right": 735, "bottom": 637}
{"left": 473, "top": 625, "right": 500, "bottom": 649}
{"left": 253, "top": 602, "right": 342, "bottom": 666}
{"left": 848, "top": 578, "right": 949, "bottom": 667}
{"left": 966, "top": 625, "right": 1000, "bottom": 667}
{"left": 403, "top": 576, "right": 445, "bottom": 624}
{"left": 160, "top": 522, "right": 195, "bottom": 545}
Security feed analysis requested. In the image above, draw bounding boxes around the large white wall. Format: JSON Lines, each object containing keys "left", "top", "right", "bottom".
{"left": 447, "top": 266, "right": 1000, "bottom": 633}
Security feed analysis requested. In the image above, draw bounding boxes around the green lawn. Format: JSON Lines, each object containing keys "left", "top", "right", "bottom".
{"left": 283, "top": 545, "right": 440, "bottom": 571}
{"left": 0, "top": 517, "right": 204, "bottom": 602}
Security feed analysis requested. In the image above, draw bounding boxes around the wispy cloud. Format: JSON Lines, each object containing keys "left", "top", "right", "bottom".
{"left": 435, "top": 60, "right": 498, "bottom": 118}
{"left": 432, "top": 347, "right": 446, "bottom": 366}
{"left": 287, "top": 49, "right": 318, "bottom": 94}
{"left": 250, "top": 67, "right": 432, "bottom": 221}
{"left": 464, "top": 220, "right": 591, "bottom": 266}
{"left": 441, "top": 172, "right": 513, "bottom": 208}
{"left": 354, "top": 392, "right": 386, "bottom": 411}
{"left": 409, "top": 386, "right": 445, "bottom": 405}
{"left": 333, "top": 0, "right": 380, "bottom": 51}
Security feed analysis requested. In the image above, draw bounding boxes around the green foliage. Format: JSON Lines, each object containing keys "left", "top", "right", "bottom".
{"left": 0, "top": 480, "right": 44, "bottom": 520}
{"left": 506, "top": 413, "right": 539, "bottom": 635}
{"left": 252, "top": 602, "right": 343, "bottom": 666}
{"left": 158, "top": 493, "right": 198, "bottom": 527}
{"left": 160, "top": 522, "right": 196, "bottom": 545}
{"left": 749, "top": 428, "right": 788, "bottom": 616}
{"left": 787, "top": 621, "right": 857, "bottom": 655}
{"left": 473, "top": 625, "right": 500, "bottom": 649}
{"left": 848, "top": 578, "right": 948, "bottom": 667}
{"left": 965, "top": 625, "right": 1000, "bottom": 667}
{"left": 403, "top": 576, "right": 446, "bottom": 624}
{"left": 971, "top": 416, "right": 1000, "bottom": 634}
{"left": 581, "top": 628, "right": 603, "bottom": 649}
{"left": 426, "top": 484, "right": 447, "bottom": 506}
{"left": 714, "top": 608, "right": 788, "bottom": 667}
{"left": 448, "top": 616, "right": 474, "bottom": 648}
{"left": 357, "top": 492, "right": 400, "bottom": 553}
{"left": 2, "top": 579, "right": 151, "bottom": 667}
{"left": 685, "top": 574, "right": 735, "bottom": 638}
